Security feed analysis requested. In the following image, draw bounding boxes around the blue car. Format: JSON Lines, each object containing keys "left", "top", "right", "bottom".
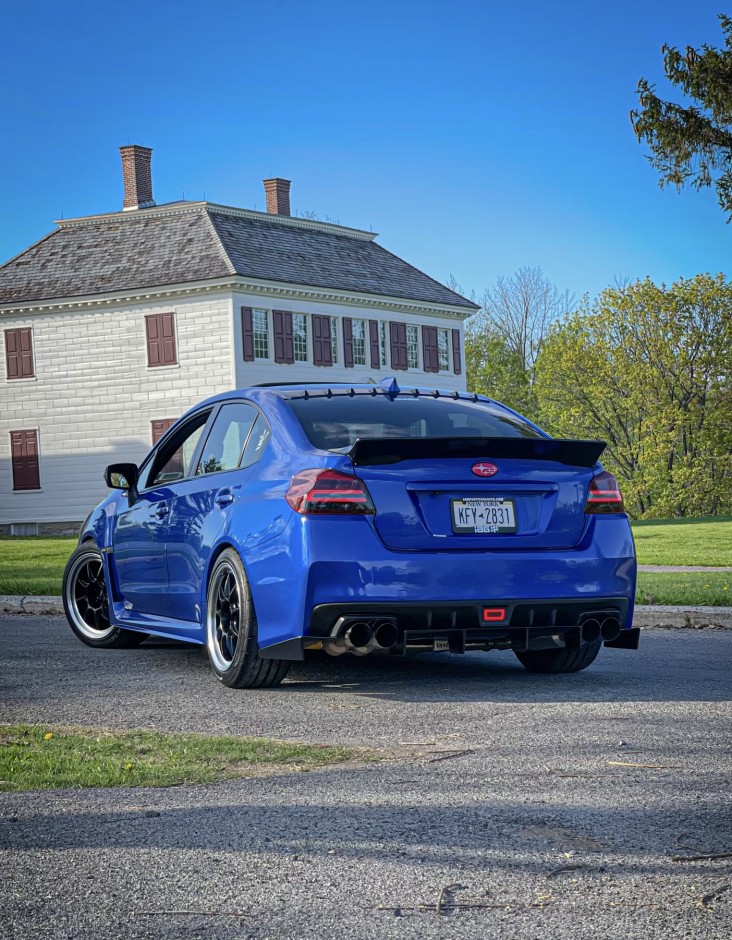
{"left": 62, "top": 378, "right": 638, "bottom": 688}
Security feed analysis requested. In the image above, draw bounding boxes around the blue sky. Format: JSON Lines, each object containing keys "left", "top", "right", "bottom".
{"left": 0, "top": 0, "right": 728, "bottom": 302}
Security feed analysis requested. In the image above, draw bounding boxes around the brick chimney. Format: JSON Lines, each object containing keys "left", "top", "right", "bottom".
{"left": 263, "top": 178, "right": 291, "bottom": 216}
{"left": 120, "top": 145, "right": 156, "bottom": 210}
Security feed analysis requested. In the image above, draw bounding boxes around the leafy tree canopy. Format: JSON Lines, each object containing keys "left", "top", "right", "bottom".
{"left": 631, "top": 14, "right": 732, "bottom": 218}
{"left": 534, "top": 274, "right": 732, "bottom": 518}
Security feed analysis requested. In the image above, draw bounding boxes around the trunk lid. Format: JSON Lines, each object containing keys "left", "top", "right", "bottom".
{"left": 349, "top": 437, "right": 603, "bottom": 552}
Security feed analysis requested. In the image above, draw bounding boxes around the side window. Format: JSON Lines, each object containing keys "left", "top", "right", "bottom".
{"left": 196, "top": 402, "right": 258, "bottom": 476}
{"left": 145, "top": 410, "right": 211, "bottom": 487}
{"left": 240, "top": 415, "right": 271, "bottom": 467}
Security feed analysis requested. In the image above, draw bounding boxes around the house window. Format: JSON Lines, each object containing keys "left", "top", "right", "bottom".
{"left": 10, "top": 429, "right": 40, "bottom": 490}
{"left": 293, "top": 314, "right": 308, "bottom": 362}
{"left": 253, "top": 310, "right": 269, "bottom": 359}
{"left": 330, "top": 317, "right": 338, "bottom": 364}
{"left": 352, "top": 319, "right": 366, "bottom": 366}
{"left": 406, "top": 325, "right": 419, "bottom": 369}
{"left": 380, "top": 322, "right": 387, "bottom": 366}
{"left": 145, "top": 314, "right": 177, "bottom": 367}
{"left": 437, "top": 329, "right": 450, "bottom": 371}
{"left": 5, "top": 328, "right": 34, "bottom": 379}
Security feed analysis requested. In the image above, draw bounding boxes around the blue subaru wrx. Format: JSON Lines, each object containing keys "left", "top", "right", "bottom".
{"left": 63, "top": 379, "right": 638, "bottom": 688}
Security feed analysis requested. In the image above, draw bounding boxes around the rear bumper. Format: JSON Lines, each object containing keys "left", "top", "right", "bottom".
{"left": 248, "top": 514, "right": 636, "bottom": 654}
{"left": 259, "top": 597, "right": 639, "bottom": 660}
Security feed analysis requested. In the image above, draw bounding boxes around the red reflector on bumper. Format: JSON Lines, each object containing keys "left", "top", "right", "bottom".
{"left": 482, "top": 607, "right": 507, "bottom": 622}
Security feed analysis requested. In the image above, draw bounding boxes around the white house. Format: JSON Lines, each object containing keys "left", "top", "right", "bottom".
{"left": 0, "top": 146, "right": 478, "bottom": 535}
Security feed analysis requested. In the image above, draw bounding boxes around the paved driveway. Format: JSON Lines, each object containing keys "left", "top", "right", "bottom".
{"left": 1, "top": 616, "right": 731, "bottom": 939}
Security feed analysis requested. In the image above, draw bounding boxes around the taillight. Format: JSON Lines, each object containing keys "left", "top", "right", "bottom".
{"left": 585, "top": 471, "right": 625, "bottom": 514}
{"left": 286, "top": 469, "right": 375, "bottom": 515}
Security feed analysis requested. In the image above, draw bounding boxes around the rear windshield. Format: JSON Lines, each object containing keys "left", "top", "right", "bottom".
{"left": 286, "top": 394, "right": 542, "bottom": 450}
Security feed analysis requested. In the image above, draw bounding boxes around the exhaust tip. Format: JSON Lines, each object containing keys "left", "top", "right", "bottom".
{"left": 581, "top": 618, "right": 602, "bottom": 642}
{"left": 345, "top": 621, "right": 372, "bottom": 650}
{"left": 373, "top": 621, "right": 399, "bottom": 650}
{"left": 600, "top": 617, "right": 621, "bottom": 642}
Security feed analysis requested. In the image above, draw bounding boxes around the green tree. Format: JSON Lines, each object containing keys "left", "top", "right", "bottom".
{"left": 534, "top": 274, "right": 732, "bottom": 518}
{"left": 465, "top": 320, "right": 532, "bottom": 414}
{"left": 631, "top": 14, "right": 732, "bottom": 219}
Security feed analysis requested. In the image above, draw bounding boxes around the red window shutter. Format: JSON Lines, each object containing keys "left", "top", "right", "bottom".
{"left": 10, "top": 429, "right": 40, "bottom": 490}
{"left": 343, "top": 317, "right": 354, "bottom": 368}
{"left": 5, "top": 328, "right": 34, "bottom": 379}
{"left": 273, "top": 310, "right": 294, "bottom": 364}
{"left": 389, "top": 322, "right": 407, "bottom": 370}
{"left": 151, "top": 418, "right": 176, "bottom": 444}
{"left": 422, "top": 326, "right": 439, "bottom": 373}
{"left": 146, "top": 314, "right": 177, "bottom": 367}
{"left": 312, "top": 315, "right": 332, "bottom": 366}
{"left": 369, "top": 320, "right": 380, "bottom": 369}
{"left": 241, "top": 307, "right": 255, "bottom": 362}
{"left": 161, "top": 313, "right": 177, "bottom": 365}
{"left": 452, "top": 328, "right": 462, "bottom": 374}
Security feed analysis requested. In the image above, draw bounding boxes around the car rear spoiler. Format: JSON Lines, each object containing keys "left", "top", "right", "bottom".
{"left": 348, "top": 437, "right": 606, "bottom": 467}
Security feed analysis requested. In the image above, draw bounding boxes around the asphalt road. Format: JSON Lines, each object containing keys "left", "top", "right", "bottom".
{"left": 1, "top": 616, "right": 731, "bottom": 940}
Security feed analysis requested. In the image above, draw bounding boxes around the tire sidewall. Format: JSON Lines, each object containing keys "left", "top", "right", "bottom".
{"left": 62, "top": 544, "right": 120, "bottom": 648}
{"left": 205, "top": 548, "right": 257, "bottom": 684}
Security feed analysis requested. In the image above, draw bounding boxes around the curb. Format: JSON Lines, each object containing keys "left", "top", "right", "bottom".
{"left": 1, "top": 596, "right": 731, "bottom": 629}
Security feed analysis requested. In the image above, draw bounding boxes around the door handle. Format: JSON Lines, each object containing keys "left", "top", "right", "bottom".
{"left": 154, "top": 504, "right": 170, "bottom": 518}
{"left": 215, "top": 491, "right": 234, "bottom": 507}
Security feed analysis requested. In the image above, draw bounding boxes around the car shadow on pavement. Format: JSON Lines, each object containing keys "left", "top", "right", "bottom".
{"left": 2, "top": 794, "right": 729, "bottom": 880}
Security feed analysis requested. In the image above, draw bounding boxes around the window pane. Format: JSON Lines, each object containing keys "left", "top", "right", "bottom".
{"left": 196, "top": 402, "right": 258, "bottom": 476}
{"left": 240, "top": 415, "right": 271, "bottom": 467}
{"left": 406, "top": 325, "right": 419, "bottom": 369}
{"left": 293, "top": 314, "right": 308, "bottom": 362}
{"left": 253, "top": 310, "right": 269, "bottom": 359}
{"left": 437, "top": 329, "right": 450, "bottom": 371}
{"left": 148, "top": 412, "right": 210, "bottom": 486}
{"left": 330, "top": 317, "right": 338, "bottom": 364}
{"left": 352, "top": 319, "right": 366, "bottom": 366}
{"left": 379, "top": 322, "right": 387, "bottom": 366}
{"left": 286, "top": 395, "right": 541, "bottom": 449}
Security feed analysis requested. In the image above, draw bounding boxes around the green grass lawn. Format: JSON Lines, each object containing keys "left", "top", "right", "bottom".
{"left": 631, "top": 515, "right": 732, "bottom": 567}
{"left": 635, "top": 571, "right": 731, "bottom": 606}
{"left": 0, "top": 724, "right": 364, "bottom": 792}
{"left": 0, "top": 536, "right": 74, "bottom": 595}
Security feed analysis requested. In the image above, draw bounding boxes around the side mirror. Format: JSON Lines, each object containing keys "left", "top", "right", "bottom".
{"left": 104, "top": 463, "right": 139, "bottom": 494}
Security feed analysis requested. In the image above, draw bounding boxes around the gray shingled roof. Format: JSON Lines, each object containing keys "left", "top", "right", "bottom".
{"left": 0, "top": 204, "right": 478, "bottom": 309}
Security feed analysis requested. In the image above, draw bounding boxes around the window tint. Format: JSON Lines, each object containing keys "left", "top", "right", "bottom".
{"left": 196, "top": 402, "right": 258, "bottom": 476}
{"left": 146, "top": 411, "right": 210, "bottom": 487}
{"left": 240, "top": 415, "right": 271, "bottom": 467}
{"left": 286, "top": 395, "right": 542, "bottom": 450}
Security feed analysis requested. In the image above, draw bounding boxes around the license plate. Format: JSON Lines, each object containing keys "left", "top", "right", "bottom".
{"left": 451, "top": 497, "right": 517, "bottom": 534}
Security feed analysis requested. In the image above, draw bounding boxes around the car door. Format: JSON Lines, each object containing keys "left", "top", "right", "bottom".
{"left": 111, "top": 409, "right": 211, "bottom": 620}
{"left": 166, "top": 401, "right": 263, "bottom": 624}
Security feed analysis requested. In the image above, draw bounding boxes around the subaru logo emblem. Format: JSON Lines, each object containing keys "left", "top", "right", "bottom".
{"left": 471, "top": 462, "right": 498, "bottom": 477}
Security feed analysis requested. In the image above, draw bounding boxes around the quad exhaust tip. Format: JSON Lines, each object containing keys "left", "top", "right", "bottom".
{"left": 582, "top": 616, "right": 621, "bottom": 644}
{"left": 323, "top": 617, "right": 399, "bottom": 656}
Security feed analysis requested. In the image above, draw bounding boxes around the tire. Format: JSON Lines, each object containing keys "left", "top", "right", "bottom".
{"left": 514, "top": 639, "right": 602, "bottom": 674}
{"left": 62, "top": 544, "right": 148, "bottom": 648}
{"left": 205, "top": 548, "right": 290, "bottom": 689}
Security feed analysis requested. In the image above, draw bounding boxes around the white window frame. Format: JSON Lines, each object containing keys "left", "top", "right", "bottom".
{"left": 437, "top": 328, "right": 450, "bottom": 372}
{"left": 406, "top": 324, "right": 419, "bottom": 370}
{"left": 330, "top": 317, "right": 338, "bottom": 364}
{"left": 252, "top": 309, "right": 270, "bottom": 360}
{"left": 352, "top": 319, "right": 366, "bottom": 367}
{"left": 293, "top": 313, "right": 308, "bottom": 363}
{"left": 379, "top": 321, "right": 387, "bottom": 367}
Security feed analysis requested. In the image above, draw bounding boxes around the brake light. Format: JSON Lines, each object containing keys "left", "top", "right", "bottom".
{"left": 286, "top": 469, "right": 375, "bottom": 514}
{"left": 585, "top": 471, "right": 625, "bottom": 514}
